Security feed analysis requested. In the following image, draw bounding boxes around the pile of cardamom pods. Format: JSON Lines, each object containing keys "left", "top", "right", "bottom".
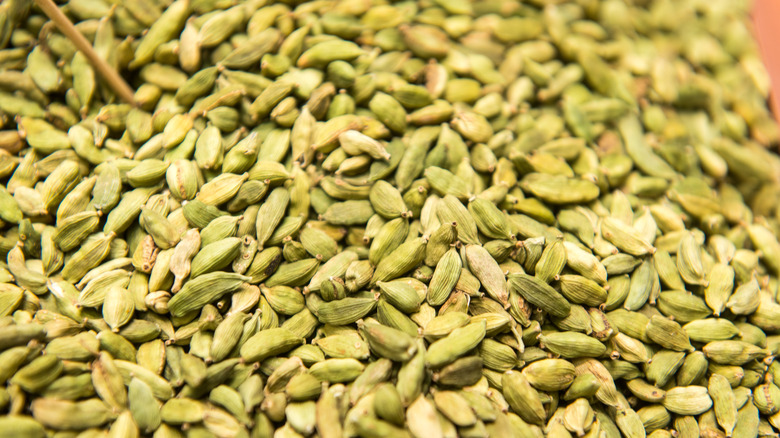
{"left": 2, "top": 0, "right": 780, "bottom": 436}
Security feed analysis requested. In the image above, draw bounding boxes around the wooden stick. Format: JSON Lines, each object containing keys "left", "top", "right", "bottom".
{"left": 33, "top": 0, "right": 137, "bottom": 106}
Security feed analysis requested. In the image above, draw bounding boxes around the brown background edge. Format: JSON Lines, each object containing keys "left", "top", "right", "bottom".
{"left": 752, "top": 0, "right": 780, "bottom": 125}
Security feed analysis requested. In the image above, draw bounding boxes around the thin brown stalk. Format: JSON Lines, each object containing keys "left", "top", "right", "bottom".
{"left": 33, "top": 0, "right": 137, "bottom": 106}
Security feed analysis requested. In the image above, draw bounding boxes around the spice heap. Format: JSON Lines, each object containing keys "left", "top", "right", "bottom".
{"left": 1, "top": 0, "right": 780, "bottom": 437}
